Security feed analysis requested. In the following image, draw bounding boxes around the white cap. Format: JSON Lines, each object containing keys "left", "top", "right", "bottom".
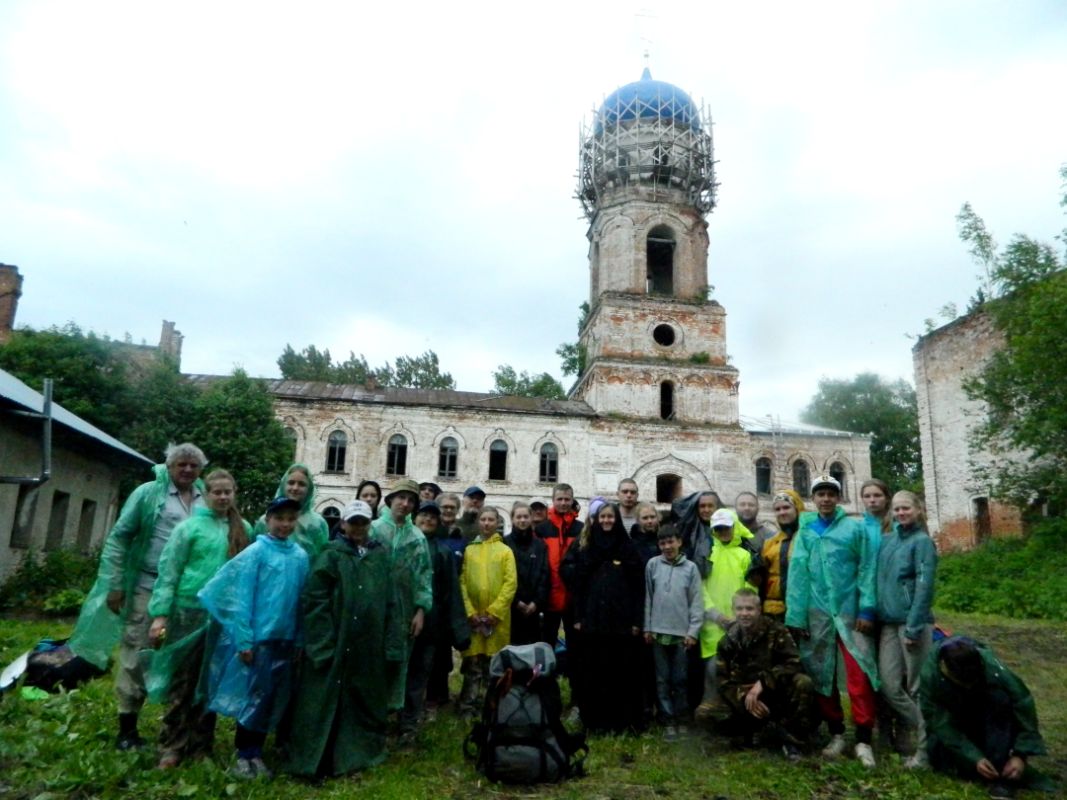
{"left": 810, "top": 474, "right": 842, "bottom": 494}
{"left": 710, "top": 509, "right": 735, "bottom": 529}
{"left": 343, "top": 499, "right": 373, "bottom": 521}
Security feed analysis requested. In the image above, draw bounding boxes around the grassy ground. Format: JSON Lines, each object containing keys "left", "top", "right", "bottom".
{"left": 0, "top": 611, "right": 1063, "bottom": 800}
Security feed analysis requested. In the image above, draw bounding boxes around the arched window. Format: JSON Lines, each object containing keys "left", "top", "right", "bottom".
{"left": 539, "top": 443, "right": 558, "bottom": 484}
{"left": 283, "top": 426, "right": 298, "bottom": 457}
{"left": 488, "top": 439, "right": 508, "bottom": 481}
{"left": 755, "top": 457, "right": 773, "bottom": 496}
{"left": 386, "top": 434, "right": 408, "bottom": 476}
{"left": 646, "top": 225, "right": 675, "bottom": 295}
{"left": 325, "top": 431, "right": 347, "bottom": 473}
{"left": 792, "top": 460, "right": 811, "bottom": 498}
{"left": 660, "top": 380, "right": 675, "bottom": 420}
{"left": 438, "top": 436, "right": 458, "bottom": 479}
{"left": 829, "top": 461, "right": 847, "bottom": 500}
{"left": 322, "top": 506, "right": 341, "bottom": 529}
{"left": 656, "top": 474, "right": 682, "bottom": 503}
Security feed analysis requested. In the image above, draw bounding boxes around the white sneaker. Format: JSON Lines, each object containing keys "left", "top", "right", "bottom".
{"left": 663, "top": 725, "right": 678, "bottom": 742}
{"left": 854, "top": 742, "right": 876, "bottom": 768}
{"left": 821, "top": 734, "right": 847, "bottom": 759}
{"left": 903, "top": 751, "right": 928, "bottom": 770}
{"left": 677, "top": 724, "right": 689, "bottom": 738}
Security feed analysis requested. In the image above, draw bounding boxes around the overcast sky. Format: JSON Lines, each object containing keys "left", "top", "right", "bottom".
{"left": 2, "top": 1, "right": 1065, "bottom": 422}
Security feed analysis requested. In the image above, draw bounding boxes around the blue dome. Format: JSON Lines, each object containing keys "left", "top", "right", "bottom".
{"left": 597, "top": 68, "right": 701, "bottom": 132}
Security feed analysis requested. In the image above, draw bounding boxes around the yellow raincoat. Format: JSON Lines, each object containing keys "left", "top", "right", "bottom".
{"left": 460, "top": 533, "right": 517, "bottom": 657}
{"left": 699, "top": 511, "right": 757, "bottom": 658}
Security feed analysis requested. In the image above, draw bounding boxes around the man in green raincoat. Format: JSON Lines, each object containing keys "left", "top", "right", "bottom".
{"left": 68, "top": 443, "right": 207, "bottom": 750}
{"left": 785, "top": 474, "right": 880, "bottom": 768}
{"left": 371, "top": 478, "right": 434, "bottom": 711}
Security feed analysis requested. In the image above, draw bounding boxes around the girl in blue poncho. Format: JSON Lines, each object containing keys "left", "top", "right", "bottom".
{"left": 198, "top": 496, "right": 309, "bottom": 780}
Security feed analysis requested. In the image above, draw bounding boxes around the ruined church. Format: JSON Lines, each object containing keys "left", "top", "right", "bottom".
{"left": 251, "top": 70, "right": 872, "bottom": 523}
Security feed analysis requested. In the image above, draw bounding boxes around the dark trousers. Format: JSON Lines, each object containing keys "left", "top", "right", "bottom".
{"left": 720, "top": 672, "right": 814, "bottom": 742}
{"left": 401, "top": 636, "right": 435, "bottom": 732}
{"left": 427, "top": 644, "right": 453, "bottom": 705}
{"left": 930, "top": 684, "right": 1016, "bottom": 776}
{"left": 510, "top": 608, "right": 542, "bottom": 646}
{"left": 235, "top": 724, "right": 267, "bottom": 758}
{"left": 542, "top": 609, "right": 580, "bottom": 705}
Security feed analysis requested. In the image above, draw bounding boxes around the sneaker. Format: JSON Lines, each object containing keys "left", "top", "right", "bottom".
{"left": 115, "top": 732, "right": 146, "bottom": 752}
{"left": 854, "top": 742, "right": 876, "bottom": 768}
{"left": 663, "top": 725, "right": 678, "bottom": 742}
{"left": 229, "top": 758, "right": 257, "bottom": 780}
{"left": 677, "top": 724, "right": 689, "bottom": 738}
{"left": 988, "top": 783, "right": 1016, "bottom": 800}
{"left": 249, "top": 757, "right": 272, "bottom": 779}
{"left": 157, "top": 753, "right": 181, "bottom": 770}
{"left": 782, "top": 742, "right": 802, "bottom": 763}
{"left": 821, "top": 734, "right": 847, "bottom": 758}
{"left": 903, "top": 751, "right": 928, "bottom": 770}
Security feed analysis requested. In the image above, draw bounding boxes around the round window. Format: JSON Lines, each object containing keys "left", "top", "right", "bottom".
{"left": 652, "top": 324, "right": 676, "bottom": 347}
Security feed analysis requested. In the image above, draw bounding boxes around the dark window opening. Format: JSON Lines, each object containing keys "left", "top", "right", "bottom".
{"left": 829, "top": 462, "right": 847, "bottom": 500}
{"left": 755, "top": 458, "right": 773, "bottom": 496}
{"left": 387, "top": 434, "right": 408, "bottom": 476}
{"left": 656, "top": 474, "right": 682, "bottom": 503}
{"left": 45, "top": 491, "right": 70, "bottom": 551}
{"left": 974, "top": 497, "right": 991, "bottom": 543}
{"left": 488, "top": 439, "right": 508, "bottom": 481}
{"left": 322, "top": 506, "right": 341, "bottom": 532}
{"left": 10, "top": 485, "right": 40, "bottom": 549}
{"left": 539, "top": 443, "right": 558, "bottom": 484}
{"left": 438, "top": 437, "right": 458, "bottom": 479}
{"left": 647, "top": 239, "right": 675, "bottom": 295}
{"left": 792, "top": 461, "right": 811, "bottom": 498}
{"left": 326, "top": 431, "right": 347, "bottom": 473}
{"left": 76, "top": 499, "right": 98, "bottom": 552}
{"left": 660, "top": 381, "right": 675, "bottom": 420}
{"left": 652, "top": 324, "right": 676, "bottom": 347}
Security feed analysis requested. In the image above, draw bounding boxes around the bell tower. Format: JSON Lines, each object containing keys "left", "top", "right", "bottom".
{"left": 572, "top": 70, "right": 740, "bottom": 426}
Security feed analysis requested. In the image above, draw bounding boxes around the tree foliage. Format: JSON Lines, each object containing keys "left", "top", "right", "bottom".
{"left": 960, "top": 165, "right": 1067, "bottom": 512}
{"left": 277, "top": 344, "right": 455, "bottom": 389}
{"left": 800, "top": 372, "right": 922, "bottom": 493}
{"left": 556, "top": 301, "right": 590, "bottom": 378}
{"left": 491, "top": 365, "right": 565, "bottom": 399}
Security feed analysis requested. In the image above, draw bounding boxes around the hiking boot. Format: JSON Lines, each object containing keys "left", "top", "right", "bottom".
{"left": 903, "top": 750, "right": 928, "bottom": 770}
{"left": 988, "top": 783, "right": 1016, "bottom": 800}
{"left": 250, "top": 757, "right": 272, "bottom": 779}
{"left": 821, "top": 734, "right": 847, "bottom": 759}
{"left": 663, "top": 725, "right": 678, "bottom": 742}
{"left": 782, "top": 742, "right": 802, "bottom": 763}
{"left": 854, "top": 742, "right": 876, "bottom": 768}
{"left": 229, "top": 758, "right": 257, "bottom": 780}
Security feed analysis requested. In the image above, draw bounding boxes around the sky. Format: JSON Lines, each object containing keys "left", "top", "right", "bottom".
{"left": 2, "top": 1, "right": 1065, "bottom": 422}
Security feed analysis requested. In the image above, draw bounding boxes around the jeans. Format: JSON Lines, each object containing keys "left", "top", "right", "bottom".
{"left": 652, "top": 641, "right": 689, "bottom": 723}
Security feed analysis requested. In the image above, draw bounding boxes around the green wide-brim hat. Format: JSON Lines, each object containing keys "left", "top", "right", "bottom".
{"left": 384, "top": 478, "right": 421, "bottom": 507}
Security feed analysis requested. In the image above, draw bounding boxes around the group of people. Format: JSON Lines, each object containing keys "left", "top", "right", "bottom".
{"left": 64, "top": 444, "right": 1049, "bottom": 796}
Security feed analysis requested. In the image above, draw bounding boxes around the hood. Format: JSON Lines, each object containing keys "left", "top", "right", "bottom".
{"left": 711, "top": 508, "right": 753, "bottom": 550}
{"left": 274, "top": 463, "right": 317, "bottom": 515}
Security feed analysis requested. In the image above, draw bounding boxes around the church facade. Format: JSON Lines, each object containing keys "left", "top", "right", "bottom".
{"left": 269, "top": 70, "right": 872, "bottom": 522}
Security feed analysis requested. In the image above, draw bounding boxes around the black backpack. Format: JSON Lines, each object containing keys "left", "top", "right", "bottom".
{"left": 463, "top": 643, "right": 588, "bottom": 784}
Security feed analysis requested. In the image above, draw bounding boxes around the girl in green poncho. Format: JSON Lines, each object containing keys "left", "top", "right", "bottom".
{"left": 252, "top": 464, "right": 329, "bottom": 558}
{"left": 145, "top": 469, "right": 251, "bottom": 769}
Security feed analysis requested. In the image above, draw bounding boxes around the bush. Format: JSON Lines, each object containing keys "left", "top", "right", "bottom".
{"left": 0, "top": 547, "right": 99, "bottom": 613}
{"left": 42, "top": 588, "right": 88, "bottom": 616}
{"left": 935, "top": 519, "right": 1067, "bottom": 621}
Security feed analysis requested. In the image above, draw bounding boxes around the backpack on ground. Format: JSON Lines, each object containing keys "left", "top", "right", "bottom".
{"left": 463, "top": 642, "right": 588, "bottom": 784}
{"left": 22, "top": 638, "right": 104, "bottom": 693}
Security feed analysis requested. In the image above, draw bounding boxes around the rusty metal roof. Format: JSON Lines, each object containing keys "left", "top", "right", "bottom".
{"left": 184, "top": 375, "right": 597, "bottom": 417}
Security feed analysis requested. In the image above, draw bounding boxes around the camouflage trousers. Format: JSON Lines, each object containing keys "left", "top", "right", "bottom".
{"left": 718, "top": 672, "right": 815, "bottom": 743}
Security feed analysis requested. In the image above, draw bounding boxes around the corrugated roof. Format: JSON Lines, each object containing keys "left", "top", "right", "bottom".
{"left": 0, "top": 368, "right": 153, "bottom": 465}
{"left": 740, "top": 414, "right": 870, "bottom": 439}
{"left": 184, "top": 375, "right": 598, "bottom": 417}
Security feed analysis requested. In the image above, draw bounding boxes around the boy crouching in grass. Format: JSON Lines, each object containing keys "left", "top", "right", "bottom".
{"left": 713, "top": 588, "right": 814, "bottom": 760}
{"left": 643, "top": 526, "right": 703, "bottom": 741}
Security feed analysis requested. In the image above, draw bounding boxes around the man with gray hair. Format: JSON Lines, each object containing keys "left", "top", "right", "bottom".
{"left": 69, "top": 442, "right": 207, "bottom": 751}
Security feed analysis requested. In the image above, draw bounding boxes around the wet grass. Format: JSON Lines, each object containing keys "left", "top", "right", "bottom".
{"left": 0, "top": 611, "right": 1062, "bottom": 799}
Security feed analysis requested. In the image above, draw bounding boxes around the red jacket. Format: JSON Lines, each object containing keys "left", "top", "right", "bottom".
{"left": 535, "top": 511, "right": 583, "bottom": 613}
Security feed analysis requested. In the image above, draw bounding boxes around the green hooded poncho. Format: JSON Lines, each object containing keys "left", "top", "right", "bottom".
{"left": 251, "top": 463, "right": 329, "bottom": 558}
{"left": 69, "top": 464, "right": 206, "bottom": 671}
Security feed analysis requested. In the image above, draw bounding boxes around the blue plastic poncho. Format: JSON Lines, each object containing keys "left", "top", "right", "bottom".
{"left": 251, "top": 463, "right": 329, "bottom": 558}
{"left": 197, "top": 534, "right": 309, "bottom": 730}
{"left": 784, "top": 506, "right": 880, "bottom": 695}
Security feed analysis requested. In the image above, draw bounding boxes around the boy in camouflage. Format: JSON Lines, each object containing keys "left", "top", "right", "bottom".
{"left": 714, "top": 588, "right": 814, "bottom": 760}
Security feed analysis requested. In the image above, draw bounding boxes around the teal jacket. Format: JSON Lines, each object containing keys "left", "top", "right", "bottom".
{"left": 875, "top": 521, "right": 937, "bottom": 640}
{"left": 252, "top": 463, "right": 329, "bottom": 558}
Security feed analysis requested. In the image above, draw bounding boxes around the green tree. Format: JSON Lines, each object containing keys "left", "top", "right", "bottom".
{"left": 188, "top": 369, "right": 292, "bottom": 519}
{"left": 960, "top": 165, "right": 1067, "bottom": 512}
{"left": 800, "top": 373, "right": 922, "bottom": 493}
{"left": 121, "top": 357, "right": 201, "bottom": 459}
{"left": 556, "top": 301, "right": 590, "bottom": 378}
{"left": 0, "top": 323, "right": 134, "bottom": 437}
{"left": 491, "top": 365, "right": 566, "bottom": 399}
{"left": 277, "top": 345, "right": 455, "bottom": 389}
